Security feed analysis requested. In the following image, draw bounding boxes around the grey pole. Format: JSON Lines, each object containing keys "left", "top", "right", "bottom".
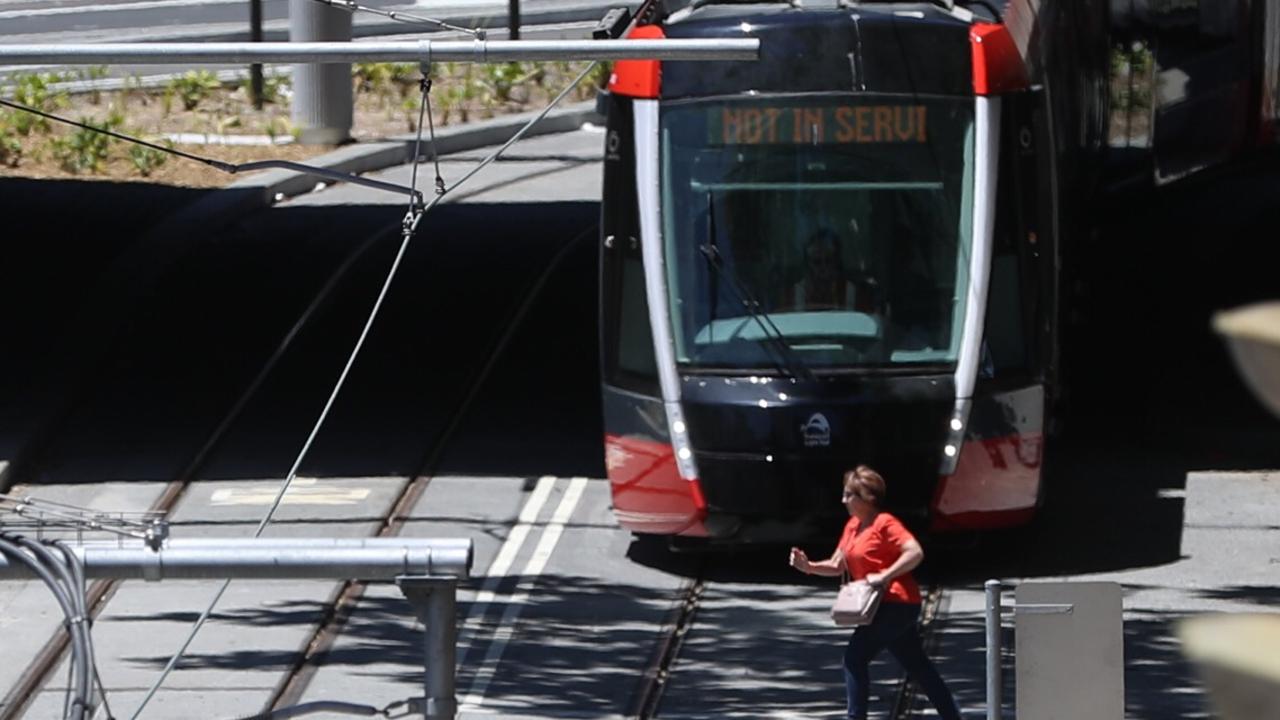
{"left": 0, "top": 540, "right": 473, "bottom": 581}
{"left": 250, "top": 0, "right": 264, "bottom": 110}
{"left": 399, "top": 576, "right": 459, "bottom": 720}
{"left": 289, "top": 0, "right": 353, "bottom": 145}
{"left": 0, "top": 40, "right": 761, "bottom": 65}
{"left": 985, "top": 579, "right": 1002, "bottom": 720}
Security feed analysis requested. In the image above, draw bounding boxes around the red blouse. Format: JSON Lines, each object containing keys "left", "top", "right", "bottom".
{"left": 837, "top": 512, "right": 922, "bottom": 604}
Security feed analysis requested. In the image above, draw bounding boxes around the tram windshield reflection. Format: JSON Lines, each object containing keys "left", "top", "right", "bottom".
{"left": 660, "top": 94, "right": 976, "bottom": 371}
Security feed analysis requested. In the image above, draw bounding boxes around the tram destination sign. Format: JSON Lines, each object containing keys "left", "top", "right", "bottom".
{"left": 713, "top": 104, "right": 927, "bottom": 146}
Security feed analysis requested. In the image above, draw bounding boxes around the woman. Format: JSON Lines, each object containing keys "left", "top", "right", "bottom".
{"left": 789, "top": 465, "right": 962, "bottom": 720}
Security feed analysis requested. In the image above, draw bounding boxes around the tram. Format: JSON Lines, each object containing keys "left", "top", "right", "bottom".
{"left": 598, "top": 0, "right": 1280, "bottom": 542}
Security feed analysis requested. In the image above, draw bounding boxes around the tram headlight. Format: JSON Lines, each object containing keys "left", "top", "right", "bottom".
{"left": 939, "top": 399, "right": 972, "bottom": 475}
{"left": 665, "top": 402, "right": 699, "bottom": 480}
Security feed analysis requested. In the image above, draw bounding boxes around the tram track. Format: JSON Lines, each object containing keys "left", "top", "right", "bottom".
{"left": 1, "top": 200, "right": 599, "bottom": 718}
{"left": 629, "top": 571, "right": 954, "bottom": 719}
{"left": 0, "top": 214, "right": 406, "bottom": 720}
{"left": 632, "top": 571, "right": 706, "bottom": 720}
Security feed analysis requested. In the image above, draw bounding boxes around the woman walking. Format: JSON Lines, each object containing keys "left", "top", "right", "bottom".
{"left": 789, "top": 465, "right": 962, "bottom": 720}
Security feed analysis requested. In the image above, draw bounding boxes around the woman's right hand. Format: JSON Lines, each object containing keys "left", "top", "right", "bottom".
{"left": 789, "top": 546, "right": 809, "bottom": 573}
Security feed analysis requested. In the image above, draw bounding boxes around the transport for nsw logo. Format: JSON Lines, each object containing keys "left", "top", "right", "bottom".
{"left": 802, "top": 413, "right": 831, "bottom": 448}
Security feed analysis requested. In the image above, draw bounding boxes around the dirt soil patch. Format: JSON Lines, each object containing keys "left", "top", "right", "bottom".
{"left": 0, "top": 61, "right": 604, "bottom": 188}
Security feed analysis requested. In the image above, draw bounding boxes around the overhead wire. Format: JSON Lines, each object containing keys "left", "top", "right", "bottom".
{"left": 307, "top": 0, "right": 486, "bottom": 38}
{"left": 126, "top": 46, "right": 599, "bottom": 719}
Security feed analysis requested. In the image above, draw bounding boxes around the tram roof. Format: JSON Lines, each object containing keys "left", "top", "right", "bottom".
{"left": 656, "top": 1, "right": 978, "bottom": 98}
{"left": 660, "top": 0, "right": 1003, "bottom": 23}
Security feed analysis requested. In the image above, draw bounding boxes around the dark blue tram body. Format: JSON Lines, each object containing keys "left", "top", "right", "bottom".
{"left": 598, "top": 0, "right": 1280, "bottom": 541}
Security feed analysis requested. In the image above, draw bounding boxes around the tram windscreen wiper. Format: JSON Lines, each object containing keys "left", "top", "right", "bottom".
{"left": 698, "top": 242, "right": 813, "bottom": 381}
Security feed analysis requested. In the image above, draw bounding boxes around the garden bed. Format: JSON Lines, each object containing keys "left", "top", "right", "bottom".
{"left": 0, "top": 60, "right": 604, "bottom": 187}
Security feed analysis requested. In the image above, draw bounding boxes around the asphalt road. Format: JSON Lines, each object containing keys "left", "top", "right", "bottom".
{"left": 1, "top": 128, "right": 1279, "bottom": 719}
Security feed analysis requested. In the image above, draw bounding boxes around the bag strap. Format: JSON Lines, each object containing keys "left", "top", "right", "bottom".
{"left": 836, "top": 549, "right": 850, "bottom": 586}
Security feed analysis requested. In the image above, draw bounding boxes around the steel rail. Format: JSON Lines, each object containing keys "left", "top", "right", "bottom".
{"left": 264, "top": 221, "right": 602, "bottom": 713}
{"left": 0, "top": 207, "right": 411, "bottom": 720}
{"left": 0, "top": 39, "right": 758, "bottom": 65}
{"left": 633, "top": 567, "right": 707, "bottom": 719}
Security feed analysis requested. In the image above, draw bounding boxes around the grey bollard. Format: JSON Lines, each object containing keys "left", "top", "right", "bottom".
{"left": 289, "top": 0, "right": 353, "bottom": 145}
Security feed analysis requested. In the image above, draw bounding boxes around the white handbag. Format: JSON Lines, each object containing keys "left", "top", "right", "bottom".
{"left": 831, "top": 577, "right": 884, "bottom": 627}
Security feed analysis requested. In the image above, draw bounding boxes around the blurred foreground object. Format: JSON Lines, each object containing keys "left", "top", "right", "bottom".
{"left": 1179, "top": 614, "right": 1280, "bottom": 720}
{"left": 1213, "top": 302, "right": 1280, "bottom": 417}
{"left": 1199, "top": 304, "right": 1280, "bottom": 720}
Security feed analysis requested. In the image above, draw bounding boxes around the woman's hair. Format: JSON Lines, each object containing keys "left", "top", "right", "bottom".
{"left": 843, "top": 465, "right": 886, "bottom": 507}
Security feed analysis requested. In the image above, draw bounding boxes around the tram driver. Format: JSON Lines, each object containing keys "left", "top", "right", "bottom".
{"left": 782, "top": 227, "right": 878, "bottom": 314}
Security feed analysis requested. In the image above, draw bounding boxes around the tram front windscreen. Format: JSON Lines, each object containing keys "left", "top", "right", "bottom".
{"left": 660, "top": 94, "right": 976, "bottom": 372}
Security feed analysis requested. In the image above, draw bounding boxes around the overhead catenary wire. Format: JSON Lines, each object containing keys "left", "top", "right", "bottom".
{"left": 127, "top": 56, "right": 597, "bottom": 719}
{"left": 307, "top": 0, "right": 485, "bottom": 38}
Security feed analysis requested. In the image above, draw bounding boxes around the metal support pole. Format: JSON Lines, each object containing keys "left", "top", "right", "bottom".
{"left": 508, "top": 0, "right": 520, "bottom": 40}
{"left": 250, "top": 0, "right": 264, "bottom": 110}
{"left": 398, "top": 576, "right": 459, "bottom": 720}
{"left": 0, "top": 40, "right": 761, "bottom": 65}
{"left": 985, "top": 579, "right": 1002, "bottom": 720}
{"left": 289, "top": 0, "right": 353, "bottom": 145}
{"left": 0, "top": 539, "right": 473, "bottom": 581}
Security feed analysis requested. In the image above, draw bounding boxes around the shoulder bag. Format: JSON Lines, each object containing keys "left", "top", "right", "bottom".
{"left": 831, "top": 573, "right": 884, "bottom": 627}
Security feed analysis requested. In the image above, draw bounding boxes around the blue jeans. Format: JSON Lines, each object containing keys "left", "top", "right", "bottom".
{"left": 842, "top": 601, "right": 962, "bottom": 720}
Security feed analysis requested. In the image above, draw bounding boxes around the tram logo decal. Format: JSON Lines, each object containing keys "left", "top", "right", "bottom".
{"left": 802, "top": 413, "right": 831, "bottom": 448}
{"left": 716, "top": 105, "right": 927, "bottom": 146}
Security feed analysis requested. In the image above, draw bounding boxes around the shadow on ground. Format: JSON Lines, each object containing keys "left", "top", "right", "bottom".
{"left": 0, "top": 179, "right": 605, "bottom": 491}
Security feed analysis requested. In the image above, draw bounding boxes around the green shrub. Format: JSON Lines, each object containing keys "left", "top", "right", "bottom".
{"left": 9, "top": 72, "right": 69, "bottom": 135}
{"left": 49, "top": 113, "right": 120, "bottom": 173}
{"left": 354, "top": 62, "right": 419, "bottom": 107}
{"left": 167, "top": 70, "right": 222, "bottom": 111}
{"left": 264, "top": 116, "right": 292, "bottom": 142}
{"left": 480, "top": 62, "right": 526, "bottom": 104}
{"left": 129, "top": 142, "right": 168, "bottom": 177}
{"left": 238, "top": 71, "right": 291, "bottom": 105}
{"left": 434, "top": 63, "right": 480, "bottom": 126}
{"left": 0, "top": 113, "right": 22, "bottom": 167}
